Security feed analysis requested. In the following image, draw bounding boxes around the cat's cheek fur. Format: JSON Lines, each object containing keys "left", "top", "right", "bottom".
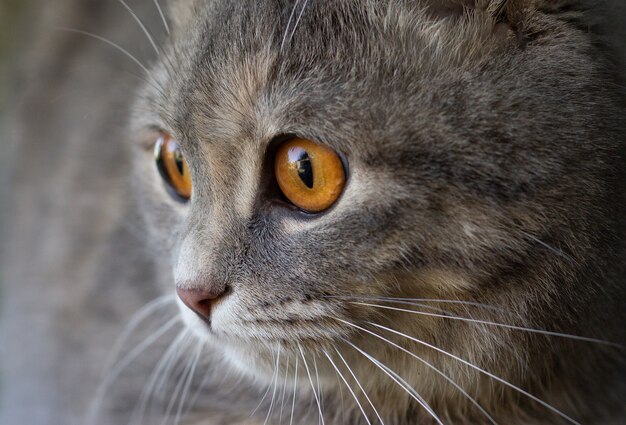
{"left": 130, "top": 146, "right": 189, "bottom": 249}
{"left": 129, "top": 0, "right": 626, "bottom": 422}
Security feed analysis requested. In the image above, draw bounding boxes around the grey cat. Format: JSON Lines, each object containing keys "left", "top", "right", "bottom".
{"left": 1, "top": 0, "right": 625, "bottom": 424}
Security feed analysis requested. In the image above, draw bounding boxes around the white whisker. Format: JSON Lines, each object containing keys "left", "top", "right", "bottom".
{"left": 130, "top": 330, "right": 189, "bottom": 425}
{"left": 298, "top": 344, "right": 325, "bottom": 425}
{"left": 184, "top": 367, "right": 213, "bottom": 419}
{"left": 117, "top": 0, "right": 161, "bottom": 56}
{"left": 340, "top": 337, "right": 444, "bottom": 425}
{"left": 101, "top": 295, "right": 176, "bottom": 382}
{"left": 288, "top": 0, "right": 311, "bottom": 46}
{"left": 369, "top": 322, "right": 582, "bottom": 425}
{"left": 155, "top": 333, "right": 194, "bottom": 401}
{"left": 352, "top": 302, "right": 621, "bottom": 347}
{"left": 324, "top": 295, "right": 503, "bottom": 312}
{"left": 263, "top": 345, "right": 282, "bottom": 425}
{"left": 152, "top": 0, "right": 171, "bottom": 36}
{"left": 313, "top": 355, "right": 325, "bottom": 425}
{"left": 250, "top": 348, "right": 279, "bottom": 417}
{"left": 281, "top": 0, "right": 301, "bottom": 51}
{"left": 289, "top": 356, "right": 299, "bottom": 425}
{"left": 339, "top": 320, "right": 497, "bottom": 425}
{"left": 56, "top": 28, "right": 152, "bottom": 76}
{"left": 322, "top": 350, "right": 372, "bottom": 425}
{"left": 520, "top": 231, "right": 575, "bottom": 263}
{"left": 278, "top": 355, "right": 291, "bottom": 424}
{"left": 115, "top": 0, "right": 180, "bottom": 84}
{"left": 160, "top": 341, "right": 198, "bottom": 425}
{"left": 329, "top": 350, "right": 347, "bottom": 425}
{"left": 333, "top": 347, "right": 386, "bottom": 425}
{"left": 88, "top": 315, "right": 180, "bottom": 425}
{"left": 173, "top": 341, "right": 202, "bottom": 425}
{"left": 111, "top": 316, "right": 180, "bottom": 380}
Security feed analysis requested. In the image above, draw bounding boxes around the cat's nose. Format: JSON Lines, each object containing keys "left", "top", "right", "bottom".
{"left": 176, "top": 286, "right": 226, "bottom": 320}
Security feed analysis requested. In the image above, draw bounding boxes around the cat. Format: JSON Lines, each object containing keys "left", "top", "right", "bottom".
{"left": 1, "top": 0, "right": 625, "bottom": 424}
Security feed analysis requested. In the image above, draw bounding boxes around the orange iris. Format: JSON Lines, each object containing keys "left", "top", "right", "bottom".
{"left": 155, "top": 133, "right": 192, "bottom": 201}
{"left": 274, "top": 138, "right": 346, "bottom": 213}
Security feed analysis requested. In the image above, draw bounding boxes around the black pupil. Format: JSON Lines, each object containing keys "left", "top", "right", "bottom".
{"left": 173, "top": 149, "right": 185, "bottom": 175}
{"left": 296, "top": 151, "right": 314, "bottom": 189}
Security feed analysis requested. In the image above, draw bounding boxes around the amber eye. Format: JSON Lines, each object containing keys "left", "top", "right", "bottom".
{"left": 274, "top": 138, "right": 346, "bottom": 213}
{"left": 154, "top": 133, "right": 192, "bottom": 201}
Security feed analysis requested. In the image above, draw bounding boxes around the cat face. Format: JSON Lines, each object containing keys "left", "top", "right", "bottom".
{"left": 131, "top": 0, "right": 622, "bottom": 414}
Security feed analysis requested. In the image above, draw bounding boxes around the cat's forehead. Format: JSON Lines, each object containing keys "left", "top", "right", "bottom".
{"left": 151, "top": 0, "right": 506, "bottom": 150}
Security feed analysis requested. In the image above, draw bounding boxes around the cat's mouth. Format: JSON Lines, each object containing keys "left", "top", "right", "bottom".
{"left": 176, "top": 293, "right": 351, "bottom": 347}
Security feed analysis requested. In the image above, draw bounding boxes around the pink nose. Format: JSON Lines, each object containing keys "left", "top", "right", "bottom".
{"left": 176, "top": 286, "right": 226, "bottom": 320}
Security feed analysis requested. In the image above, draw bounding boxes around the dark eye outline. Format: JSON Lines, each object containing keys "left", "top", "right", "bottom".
{"left": 154, "top": 132, "right": 192, "bottom": 203}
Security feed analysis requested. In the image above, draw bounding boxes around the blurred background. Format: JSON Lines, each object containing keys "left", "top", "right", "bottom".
{"left": 1, "top": 1, "right": 176, "bottom": 424}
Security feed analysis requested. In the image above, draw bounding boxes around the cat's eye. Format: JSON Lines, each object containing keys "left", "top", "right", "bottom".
{"left": 155, "top": 133, "right": 192, "bottom": 201}
{"left": 274, "top": 138, "right": 346, "bottom": 213}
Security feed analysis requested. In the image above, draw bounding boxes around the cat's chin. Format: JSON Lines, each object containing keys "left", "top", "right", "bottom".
{"left": 175, "top": 310, "right": 275, "bottom": 381}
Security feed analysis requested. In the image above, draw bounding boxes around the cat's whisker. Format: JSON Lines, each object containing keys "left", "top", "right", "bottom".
{"left": 288, "top": 0, "right": 311, "bottom": 46}
{"left": 339, "top": 336, "right": 444, "bottom": 425}
{"left": 334, "top": 296, "right": 495, "bottom": 320}
{"left": 55, "top": 28, "right": 153, "bottom": 76}
{"left": 152, "top": 0, "right": 171, "bottom": 36}
{"left": 263, "top": 344, "right": 282, "bottom": 425}
{"left": 519, "top": 231, "right": 576, "bottom": 264}
{"left": 328, "top": 348, "right": 347, "bottom": 425}
{"left": 110, "top": 316, "right": 181, "bottom": 380}
{"left": 333, "top": 347, "right": 386, "bottom": 425}
{"left": 298, "top": 343, "right": 325, "bottom": 425}
{"left": 100, "top": 295, "right": 176, "bottom": 381}
{"left": 145, "top": 334, "right": 193, "bottom": 424}
{"left": 351, "top": 302, "right": 622, "bottom": 347}
{"left": 88, "top": 315, "right": 180, "bottom": 425}
{"left": 173, "top": 340, "right": 202, "bottom": 425}
{"left": 60, "top": 8, "right": 178, "bottom": 99}
{"left": 312, "top": 354, "right": 325, "bottom": 425}
{"left": 183, "top": 366, "right": 214, "bottom": 419}
{"left": 278, "top": 354, "right": 291, "bottom": 424}
{"left": 115, "top": 0, "right": 180, "bottom": 84}
{"left": 155, "top": 333, "right": 194, "bottom": 401}
{"left": 337, "top": 320, "right": 497, "bottom": 425}
{"left": 160, "top": 340, "right": 199, "bottom": 425}
{"left": 122, "top": 73, "right": 169, "bottom": 105}
{"left": 54, "top": 27, "right": 170, "bottom": 101}
{"left": 322, "top": 350, "right": 372, "bottom": 425}
{"left": 250, "top": 347, "right": 279, "bottom": 418}
{"left": 116, "top": 0, "right": 161, "bottom": 57}
{"left": 130, "top": 330, "right": 190, "bottom": 425}
{"left": 289, "top": 356, "right": 299, "bottom": 425}
{"left": 280, "top": 0, "right": 302, "bottom": 51}
{"left": 322, "top": 295, "right": 504, "bottom": 312}
{"left": 388, "top": 301, "right": 466, "bottom": 316}
{"left": 367, "top": 322, "right": 582, "bottom": 425}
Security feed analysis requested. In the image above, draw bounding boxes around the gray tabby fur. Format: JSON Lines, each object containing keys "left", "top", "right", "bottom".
{"left": 1, "top": 0, "right": 625, "bottom": 424}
